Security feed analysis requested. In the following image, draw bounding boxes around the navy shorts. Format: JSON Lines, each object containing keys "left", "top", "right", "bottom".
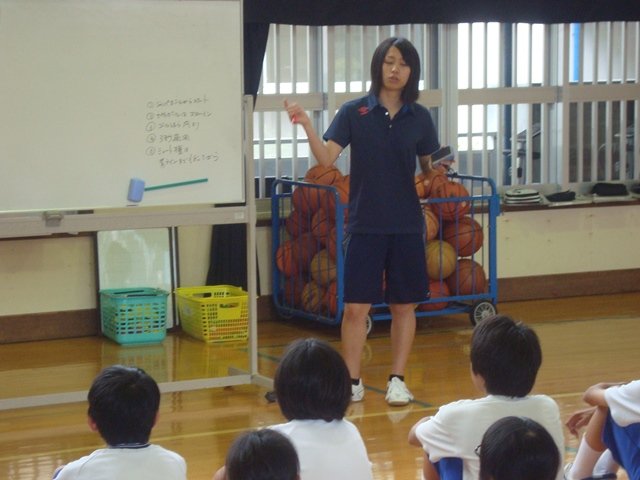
{"left": 343, "top": 233, "right": 429, "bottom": 304}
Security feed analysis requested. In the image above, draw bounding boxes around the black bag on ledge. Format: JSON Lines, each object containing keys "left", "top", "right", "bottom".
{"left": 545, "top": 190, "right": 576, "bottom": 202}
{"left": 591, "top": 182, "right": 628, "bottom": 196}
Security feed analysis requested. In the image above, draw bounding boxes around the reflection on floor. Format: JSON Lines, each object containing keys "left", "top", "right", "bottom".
{"left": 0, "top": 292, "right": 638, "bottom": 479}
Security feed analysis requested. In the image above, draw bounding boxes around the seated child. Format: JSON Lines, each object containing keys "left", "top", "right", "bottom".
{"left": 53, "top": 365, "right": 186, "bottom": 480}
{"left": 479, "top": 416, "right": 560, "bottom": 480}
{"left": 408, "top": 314, "right": 565, "bottom": 480}
{"left": 263, "top": 337, "right": 373, "bottom": 480}
{"left": 221, "top": 429, "right": 299, "bottom": 480}
{"left": 564, "top": 380, "right": 640, "bottom": 480}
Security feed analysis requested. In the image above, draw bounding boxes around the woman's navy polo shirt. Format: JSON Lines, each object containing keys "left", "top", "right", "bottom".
{"left": 323, "top": 94, "right": 440, "bottom": 234}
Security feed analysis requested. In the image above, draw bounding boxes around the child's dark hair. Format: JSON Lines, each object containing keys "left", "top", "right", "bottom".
{"left": 226, "top": 429, "right": 299, "bottom": 480}
{"left": 470, "top": 315, "right": 542, "bottom": 397}
{"left": 369, "top": 36, "right": 421, "bottom": 104}
{"left": 87, "top": 365, "right": 160, "bottom": 445}
{"left": 479, "top": 416, "right": 560, "bottom": 480}
{"left": 274, "top": 338, "right": 351, "bottom": 421}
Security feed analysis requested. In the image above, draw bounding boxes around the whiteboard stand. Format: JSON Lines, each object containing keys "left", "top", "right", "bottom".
{"left": 0, "top": 95, "right": 269, "bottom": 411}
{"left": 0, "top": 1, "right": 270, "bottom": 410}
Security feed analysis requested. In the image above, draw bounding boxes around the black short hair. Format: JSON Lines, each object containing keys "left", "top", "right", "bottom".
{"left": 479, "top": 416, "right": 560, "bottom": 480}
{"left": 369, "top": 37, "right": 421, "bottom": 104}
{"left": 470, "top": 315, "right": 542, "bottom": 397}
{"left": 274, "top": 338, "right": 351, "bottom": 421}
{"left": 87, "top": 365, "right": 160, "bottom": 445}
{"left": 226, "top": 429, "right": 299, "bottom": 480}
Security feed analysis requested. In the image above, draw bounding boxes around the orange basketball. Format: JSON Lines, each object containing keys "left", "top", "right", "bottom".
{"left": 295, "top": 232, "right": 321, "bottom": 271}
{"left": 310, "top": 208, "right": 331, "bottom": 244}
{"left": 291, "top": 184, "right": 325, "bottom": 215}
{"left": 309, "top": 249, "right": 337, "bottom": 286}
{"left": 425, "top": 239, "right": 457, "bottom": 281}
{"left": 424, "top": 168, "right": 449, "bottom": 198}
{"left": 301, "top": 281, "right": 325, "bottom": 313}
{"left": 304, "top": 164, "right": 343, "bottom": 185}
{"left": 285, "top": 209, "right": 310, "bottom": 238}
{"left": 423, "top": 205, "right": 440, "bottom": 241}
{"left": 446, "top": 259, "right": 487, "bottom": 296}
{"left": 327, "top": 226, "right": 338, "bottom": 260}
{"left": 417, "top": 280, "right": 450, "bottom": 311}
{"left": 442, "top": 216, "right": 484, "bottom": 257}
{"left": 415, "top": 173, "right": 427, "bottom": 199}
{"left": 276, "top": 240, "right": 298, "bottom": 277}
{"left": 282, "top": 278, "right": 304, "bottom": 307}
{"left": 327, "top": 176, "right": 350, "bottom": 217}
{"left": 431, "top": 180, "right": 471, "bottom": 221}
{"left": 324, "top": 280, "right": 338, "bottom": 316}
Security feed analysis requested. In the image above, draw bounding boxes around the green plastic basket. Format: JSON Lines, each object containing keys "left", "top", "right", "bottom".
{"left": 100, "top": 288, "right": 168, "bottom": 345}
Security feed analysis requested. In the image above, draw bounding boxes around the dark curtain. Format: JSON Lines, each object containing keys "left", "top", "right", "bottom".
{"left": 206, "top": 22, "right": 269, "bottom": 291}
{"left": 245, "top": 0, "right": 640, "bottom": 25}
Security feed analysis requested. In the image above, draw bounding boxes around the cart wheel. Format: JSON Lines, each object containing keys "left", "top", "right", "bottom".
{"left": 366, "top": 315, "right": 373, "bottom": 336}
{"left": 470, "top": 301, "right": 497, "bottom": 326}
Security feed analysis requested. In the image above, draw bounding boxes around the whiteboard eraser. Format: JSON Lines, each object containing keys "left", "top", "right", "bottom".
{"left": 128, "top": 178, "right": 145, "bottom": 202}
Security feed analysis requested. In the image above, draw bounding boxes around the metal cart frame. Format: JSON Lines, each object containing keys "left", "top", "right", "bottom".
{"left": 271, "top": 173, "right": 500, "bottom": 330}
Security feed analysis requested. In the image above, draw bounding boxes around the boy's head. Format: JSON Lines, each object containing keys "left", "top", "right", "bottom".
{"left": 274, "top": 338, "right": 351, "bottom": 422}
{"left": 470, "top": 315, "right": 542, "bottom": 397}
{"left": 226, "top": 429, "right": 299, "bottom": 480}
{"left": 87, "top": 365, "right": 160, "bottom": 446}
{"left": 369, "top": 36, "right": 421, "bottom": 104}
{"left": 479, "top": 416, "right": 560, "bottom": 480}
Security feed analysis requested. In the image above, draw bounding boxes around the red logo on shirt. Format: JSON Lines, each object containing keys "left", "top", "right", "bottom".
{"left": 357, "top": 106, "right": 369, "bottom": 116}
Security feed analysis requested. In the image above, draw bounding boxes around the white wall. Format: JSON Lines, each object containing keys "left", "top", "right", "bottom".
{"left": 0, "top": 204, "right": 639, "bottom": 316}
{"left": 0, "top": 236, "right": 96, "bottom": 316}
{"left": 497, "top": 205, "right": 640, "bottom": 277}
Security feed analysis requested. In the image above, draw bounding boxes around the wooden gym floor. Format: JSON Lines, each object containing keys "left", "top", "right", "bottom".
{"left": 1, "top": 292, "right": 639, "bottom": 479}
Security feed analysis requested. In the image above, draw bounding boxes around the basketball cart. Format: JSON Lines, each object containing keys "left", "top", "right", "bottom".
{"left": 271, "top": 173, "right": 500, "bottom": 332}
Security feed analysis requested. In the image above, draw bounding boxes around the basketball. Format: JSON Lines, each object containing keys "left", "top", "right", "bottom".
{"left": 309, "top": 248, "right": 337, "bottom": 286}
{"left": 310, "top": 208, "right": 331, "bottom": 244}
{"left": 446, "top": 258, "right": 487, "bottom": 296}
{"left": 282, "top": 278, "right": 304, "bottom": 307}
{"left": 291, "top": 184, "right": 325, "bottom": 215}
{"left": 301, "top": 280, "right": 325, "bottom": 313}
{"left": 327, "top": 226, "right": 338, "bottom": 260}
{"left": 417, "top": 280, "right": 450, "bottom": 311}
{"left": 431, "top": 180, "right": 471, "bottom": 221}
{"left": 304, "top": 164, "right": 343, "bottom": 185}
{"left": 324, "top": 280, "right": 338, "bottom": 316}
{"left": 425, "top": 239, "right": 457, "bottom": 281}
{"left": 442, "top": 216, "right": 484, "bottom": 257}
{"left": 285, "top": 209, "right": 309, "bottom": 238}
{"left": 296, "top": 232, "right": 321, "bottom": 270}
{"left": 415, "top": 173, "right": 427, "bottom": 198}
{"left": 327, "top": 176, "right": 350, "bottom": 217}
{"left": 424, "top": 167, "right": 448, "bottom": 198}
{"left": 423, "top": 205, "right": 440, "bottom": 241}
{"left": 276, "top": 240, "right": 298, "bottom": 277}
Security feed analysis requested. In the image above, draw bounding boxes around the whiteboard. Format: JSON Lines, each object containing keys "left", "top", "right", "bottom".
{"left": 0, "top": 0, "right": 244, "bottom": 213}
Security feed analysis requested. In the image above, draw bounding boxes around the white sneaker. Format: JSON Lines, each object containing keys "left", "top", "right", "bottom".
{"left": 385, "top": 377, "right": 414, "bottom": 406}
{"left": 351, "top": 379, "right": 365, "bottom": 402}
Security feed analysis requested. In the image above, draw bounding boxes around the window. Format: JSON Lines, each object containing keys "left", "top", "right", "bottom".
{"left": 253, "top": 22, "right": 640, "bottom": 199}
